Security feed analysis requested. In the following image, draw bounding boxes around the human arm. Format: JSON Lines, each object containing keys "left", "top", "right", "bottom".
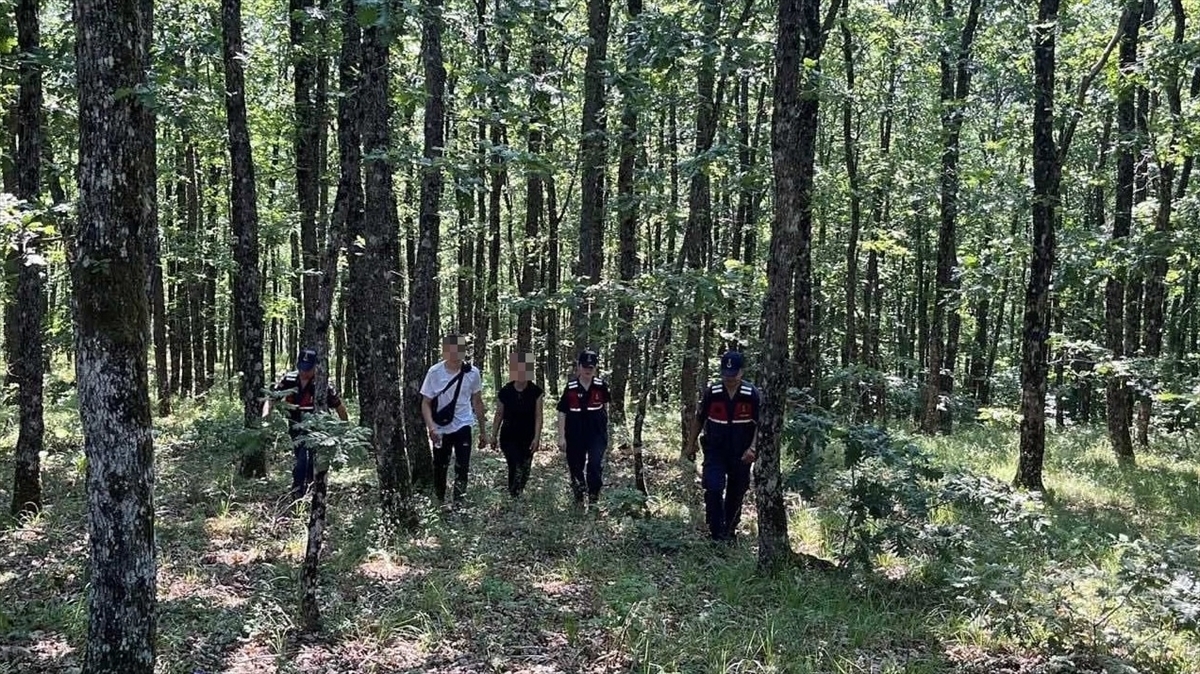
{"left": 742, "top": 388, "right": 761, "bottom": 464}
{"left": 421, "top": 395, "right": 438, "bottom": 443}
{"left": 686, "top": 388, "right": 709, "bottom": 461}
{"left": 532, "top": 395, "right": 544, "bottom": 452}
{"left": 472, "top": 390, "right": 488, "bottom": 448}
{"left": 491, "top": 400, "right": 505, "bottom": 447}
{"left": 327, "top": 387, "right": 350, "bottom": 422}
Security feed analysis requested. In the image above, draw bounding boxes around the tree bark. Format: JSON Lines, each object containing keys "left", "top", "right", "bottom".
{"left": 9, "top": 0, "right": 46, "bottom": 518}
{"left": 360, "top": 1, "right": 416, "bottom": 525}
{"left": 1015, "top": 1, "right": 1123, "bottom": 489}
{"left": 482, "top": 0, "right": 506, "bottom": 390}
{"left": 680, "top": 0, "right": 721, "bottom": 448}
{"left": 519, "top": 2, "right": 551, "bottom": 357}
{"left": 223, "top": 0, "right": 267, "bottom": 476}
{"left": 573, "top": 0, "right": 611, "bottom": 351}
{"left": 922, "top": 0, "right": 982, "bottom": 435}
{"left": 75, "top": 0, "right": 157, "bottom": 668}
{"left": 293, "top": 0, "right": 323, "bottom": 348}
{"left": 609, "top": 0, "right": 644, "bottom": 425}
{"left": 1138, "top": 0, "right": 1188, "bottom": 446}
{"left": 1014, "top": 0, "right": 1062, "bottom": 491}
{"left": 757, "top": 0, "right": 841, "bottom": 571}
{"left": 1105, "top": 0, "right": 1142, "bottom": 463}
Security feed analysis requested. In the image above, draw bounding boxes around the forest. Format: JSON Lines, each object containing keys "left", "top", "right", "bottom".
{"left": 2, "top": 0, "right": 1200, "bottom": 671}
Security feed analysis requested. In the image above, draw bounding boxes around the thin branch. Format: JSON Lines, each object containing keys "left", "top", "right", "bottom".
{"left": 1058, "top": 7, "right": 1129, "bottom": 160}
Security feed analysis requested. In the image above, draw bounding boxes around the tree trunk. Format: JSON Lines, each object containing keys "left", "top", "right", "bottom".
{"left": 1015, "top": 0, "right": 1120, "bottom": 487}
{"left": 922, "top": 0, "right": 982, "bottom": 435}
{"left": 519, "top": 4, "right": 551, "bottom": 357}
{"left": 150, "top": 223, "right": 170, "bottom": 417}
{"left": 680, "top": 0, "right": 722, "bottom": 449}
{"left": 293, "top": 0, "right": 322, "bottom": 348}
{"left": 9, "top": 0, "right": 45, "bottom": 518}
{"left": 573, "top": 0, "right": 611, "bottom": 351}
{"left": 360, "top": 2, "right": 416, "bottom": 526}
{"left": 483, "top": 5, "right": 506, "bottom": 390}
{"left": 757, "top": 0, "right": 840, "bottom": 571}
{"left": 1014, "top": 0, "right": 1062, "bottom": 491}
{"left": 306, "top": 0, "right": 353, "bottom": 433}
{"left": 75, "top": 0, "right": 157, "bottom": 667}
{"left": 1138, "top": 0, "right": 1187, "bottom": 446}
{"left": 1105, "top": 0, "right": 1142, "bottom": 464}
{"left": 609, "top": 0, "right": 644, "bottom": 425}
{"left": 545, "top": 136, "right": 562, "bottom": 390}
{"left": 185, "top": 145, "right": 207, "bottom": 394}
{"left": 839, "top": 14, "right": 860, "bottom": 370}
{"left": 174, "top": 147, "right": 194, "bottom": 397}
{"left": 223, "top": 0, "right": 267, "bottom": 475}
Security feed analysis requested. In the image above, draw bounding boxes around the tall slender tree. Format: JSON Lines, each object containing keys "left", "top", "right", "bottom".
{"left": 292, "top": 0, "right": 325, "bottom": 347}
{"left": 573, "top": 0, "right": 611, "bottom": 351}
{"left": 401, "top": 0, "right": 446, "bottom": 493}
{"left": 757, "top": 0, "right": 841, "bottom": 570}
{"left": 608, "top": 0, "right": 644, "bottom": 423}
{"left": 1104, "top": 0, "right": 1143, "bottom": 463}
{"left": 922, "top": 0, "right": 982, "bottom": 435}
{"left": 518, "top": 0, "right": 551, "bottom": 356}
{"left": 1015, "top": 2, "right": 1125, "bottom": 489}
{"left": 74, "top": 0, "right": 157, "bottom": 668}
{"left": 358, "top": 0, "right": 415, "bottom": 525}
{"left": 1137, "top": 0, "right": 1188, "bottom": 446}
{"left": 223, "top": 0, "right": 267, "bottom": 476}
{"left": 8, "top": 0, "right": 46, "bottom": 518}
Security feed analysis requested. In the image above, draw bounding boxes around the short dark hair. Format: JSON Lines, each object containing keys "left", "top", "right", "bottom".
{"left": 442, "top": 333, "right": 465, "bottom": 346}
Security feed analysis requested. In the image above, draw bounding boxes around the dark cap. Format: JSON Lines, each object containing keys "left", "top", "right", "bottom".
{"left": 578, "top": 350, "right": 599, "bottom": 367}
{"left": 297, "top": 348, "right": 318, "bottom": 372}
{"left": 720, "top": 351, "right": 744, "bottom": 377}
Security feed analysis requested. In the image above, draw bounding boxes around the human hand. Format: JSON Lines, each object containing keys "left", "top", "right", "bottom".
{"left": 530, "top": 439, "right": 539, "bottom": 454}
{"left": 742, "top": 447, "right": 757, "bottom": 464}
{"left": 478, "top": 433, "right": 489, "bottom": 450}
{"left": 427, "top": 427, "right": 440, "bottom": 445}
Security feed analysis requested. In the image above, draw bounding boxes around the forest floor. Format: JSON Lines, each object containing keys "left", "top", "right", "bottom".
{"left": 3, "top": 391, "right": 1200, "bottom": 674}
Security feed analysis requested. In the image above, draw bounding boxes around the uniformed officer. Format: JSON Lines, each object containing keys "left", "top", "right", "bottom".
{"left": 686, "top": 351, "right": 760, "bottom": 543}
{"left": 262, "top": 348, "right": 350, "bottom": 498}
{"left": 556, "top": 350, "right": 611, "bottom": 506}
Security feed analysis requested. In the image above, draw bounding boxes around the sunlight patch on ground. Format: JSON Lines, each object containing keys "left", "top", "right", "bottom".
{"left": 357, "top": 552, "right": 420, "bottom": 582}
{"left": 204, "top": 512, "right": 254, "bottom": 539}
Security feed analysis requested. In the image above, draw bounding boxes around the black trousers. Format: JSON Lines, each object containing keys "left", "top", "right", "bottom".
{"left": 565, "top": 434, "right": 606, "bottom": 503}
{"left": 500, "top": 439, "right": 534, "bottom": 497}
{"left": 434, "top": 426, "right": 473, "bottom": 502}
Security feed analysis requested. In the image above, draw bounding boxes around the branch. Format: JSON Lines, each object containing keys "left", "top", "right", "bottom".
{"left": 1058, "top": 7, "right": 1129, "bottom": 160}
{"left": 820, "top": 0, "right": 846, "bottom": 51}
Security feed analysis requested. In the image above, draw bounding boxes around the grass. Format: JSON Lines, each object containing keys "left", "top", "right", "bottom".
{"left": 2, "top": 392, "right": 1200, "bottom": 673}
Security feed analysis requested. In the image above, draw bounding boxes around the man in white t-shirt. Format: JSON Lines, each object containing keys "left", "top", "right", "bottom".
{"left": 420, "top": 333, "right": 489, "bottom": 503}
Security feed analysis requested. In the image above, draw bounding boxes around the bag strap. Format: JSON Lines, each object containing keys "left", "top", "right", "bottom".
{"left": 437, "top": 368, "right": 469, "bottom": 410}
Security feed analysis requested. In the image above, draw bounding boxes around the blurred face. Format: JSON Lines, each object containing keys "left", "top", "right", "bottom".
{"left": 509, "top": 352, "right": 535, "bottom": 383}
{"left": 722, "top": 370, "right": 742, "bottom": 388}
{"left": 298, "top": 367, "right": 315, "bottom": 382}
{"left": 442, "top": 335, "right": 466, "bottom": 364}
{"left": 577, "top": 362, "right": 596, "bottom": 378}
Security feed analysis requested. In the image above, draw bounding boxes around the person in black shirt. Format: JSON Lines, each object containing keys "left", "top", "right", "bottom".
{"left": 556, "top": 350, "right": 611, "bottom": 506}
{"left": 686, "top": 351, "right": 760, "bottom": 542}
{"left": 490, "top": 351, "right": 544, "bottom": 498}
{"left": 262, "top": 348, "right": 349, "bottom": 498}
